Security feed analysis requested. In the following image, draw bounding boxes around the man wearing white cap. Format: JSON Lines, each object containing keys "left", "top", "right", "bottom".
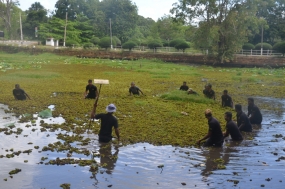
{"left": 91, "top": 104, "right": 120, "bottom": 143}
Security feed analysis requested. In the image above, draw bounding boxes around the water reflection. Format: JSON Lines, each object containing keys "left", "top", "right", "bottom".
{"left": 1, "top": 96, "right": 285, "bottom": 188}
{"left": 97, "top": 143, "right": 119, "bottom": 175}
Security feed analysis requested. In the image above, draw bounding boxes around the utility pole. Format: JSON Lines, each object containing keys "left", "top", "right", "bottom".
{"left": 19, "top": 12, "right": 23, "bottom": 45}
{"left": 110, "top": 18, "right": 113, "bottom": 49}
{"left": 261, "top": 24, "right": 263, "bottom": 56}
{"left": 63, "top": 12, "right": 68, "bottom": 47}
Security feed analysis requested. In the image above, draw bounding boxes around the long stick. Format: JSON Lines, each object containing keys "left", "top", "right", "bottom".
{"left": 88, "top": 84, "right": 102, "bottom": 130}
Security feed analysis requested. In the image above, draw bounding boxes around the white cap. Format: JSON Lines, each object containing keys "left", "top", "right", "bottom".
{"left": 106, "top": 104, "right": 116, "bottom": 113}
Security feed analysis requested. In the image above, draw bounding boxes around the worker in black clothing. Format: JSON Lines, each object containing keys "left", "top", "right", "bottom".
{"left": 85, "top": 79, "right": 98, "bottom": 99}
{"left": 221, "top": 90, "right": 233, "bottom": 108}
{"left": 248, "top": 98, "right": 262, "bottom": 124}
{"left": 196, "top": 109, "right": 224, "bottom": 147}
{"left": 235, "top": 104, "right": 252, "bottom": 132}
{"left": 180, "top": 81, "right": 189, "bottom": 91}
{"left": 204, "top": 84, "right": 215, "bottom": 100}
{"left": 223, "top": 112, "right": 243, "bottom": 141}
{"left": 91, "top": 103, "right": 120, "bottom": 143}
{"left": 129, "top": 82, "right": 144, "bottom": 95}
{"left": 13, "top": 84, "right": 30, "bottom": 100}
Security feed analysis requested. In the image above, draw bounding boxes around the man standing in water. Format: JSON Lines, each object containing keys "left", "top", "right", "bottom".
{"left": 85, "top": 79, "right": 98, "bottom": 99}
{"left": 197, "top": 109, "right": 224, "bottom": 147}
{"left": 13, "top": 84, "right": 30, "bottom": 100}
{"left": 223, "top": 112, "right": 243, "bottom": 141}
{"left": 129, "top": 82, "right": 144, "bottom": 95}
{"left": 247, "top": 98, "right": 262, "bottom": 125}
{"left": 235, "top": 104, "right": 252, "bottom": 132}
{"left": 91, "top": 104, "right": 120, "bottom": 143}
{"left": 221, "top": 90, "right": 233, "bottom": 108}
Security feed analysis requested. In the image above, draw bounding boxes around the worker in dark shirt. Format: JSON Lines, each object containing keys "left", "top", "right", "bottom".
{"left": 223, "top": 112, "right": 243, "bottom": 141}
{"left": 197, "top": 109, "right": 224, "bottom": 147}
{"left": 180, "top": 81, "right": 189, "bottom": 91}
{"left": 247, "top": 98, "right": 262, "bottom": 124}
{"left": 235, "top": 104, "right": 252, "bottom": 132}
{"left": 204, "top": 84, "right": 215, "bottom": 100}
{"left": 85, "top": 79, "right": 98, "bottom": 99}
{"left": 129, "top": 82, "right": 144, "bottom": 95}
{"left": 91, "top": 104, "right": 120, "bottom": 143}
{"left": 13, "top": 84, "right": 30, "bottom": 100}
{"left": 221, "top": 90, "right": 233, "bottom": 108}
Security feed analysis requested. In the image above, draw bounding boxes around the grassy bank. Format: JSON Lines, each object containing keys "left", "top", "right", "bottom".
{"left": 0, "top": 52, "right": 284, "bottom": 146}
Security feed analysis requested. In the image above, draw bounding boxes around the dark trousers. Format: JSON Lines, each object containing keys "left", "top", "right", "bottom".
{"left": 203, "top": 138, "right": 224, "bottom": 147}
{"left": 99, "top": 135, "right": 112, "bottom": 143}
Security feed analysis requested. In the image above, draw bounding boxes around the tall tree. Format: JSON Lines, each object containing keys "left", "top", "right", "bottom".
{"left": 38, "top": 16, "right": 81, "bottom": 45}
{"left": 54, "top": 0, "right": 88, "bottom": 21}
{"left": 171, "top": 0, "right": 261, "bottom": 62}
{"left": 252, "top": 0, "right": 285, "bottom": 43}
{"left": 22, "top": 2, "right": 48, "bottom": 39}
{"left": 100, "top": 0, "right": 139, "bottom": 43}
{"left": 0, "top": 0, "right": 19, "bottom": 39}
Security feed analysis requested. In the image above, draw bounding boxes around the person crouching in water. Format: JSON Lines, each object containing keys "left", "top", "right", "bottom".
{"left": 85, "top": 79, "right": 98, "bottom": 99}
{"left": 196, "top": 109, "right": 224, "bottom": 147}
{"left": 180, "top": 81, "right": 189, "bottom": 91}
{"left": 247, "top": 98, "right": 262, "bottom": 125}
{"left": 223, "top": 112, "right": 243, "bottom": 141}
{"left": 91, "top": 104, "right": 120, "bottom": 143}
{"left": 235, "top": 104, "right": 252, "bottom": 132}
{"left": 221, "top": 90, "right": 233, "bottom": 108}
{"left": 129, "top": 82, "right": 144, "bottom": 95}
{"left": 13, "top": 84, "right": 30, "bottom": 100}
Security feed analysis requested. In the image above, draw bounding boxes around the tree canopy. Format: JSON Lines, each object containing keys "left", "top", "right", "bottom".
{"left": 0, "top": 0, "right": 284, "bottom": 61}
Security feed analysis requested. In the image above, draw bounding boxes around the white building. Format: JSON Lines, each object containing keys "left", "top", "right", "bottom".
{"left": 46, "top": 38, "right": 58, "bottom": 46}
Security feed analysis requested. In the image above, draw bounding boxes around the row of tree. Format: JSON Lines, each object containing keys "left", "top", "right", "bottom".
{"left": 0, "top": 0, "right": 285, "bottom": 61}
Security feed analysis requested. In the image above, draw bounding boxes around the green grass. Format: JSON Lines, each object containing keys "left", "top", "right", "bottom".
{"left": 160, "top": 90, "right": 215, "bottom": 104}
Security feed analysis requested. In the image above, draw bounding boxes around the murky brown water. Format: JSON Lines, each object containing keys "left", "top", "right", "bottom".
{"left": 0, "top": 97, "right": 285, "bottom": 189}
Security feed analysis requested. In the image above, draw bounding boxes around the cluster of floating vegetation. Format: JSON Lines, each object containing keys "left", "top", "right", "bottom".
{"left": 0, "top": 52, "right": 285, "bottom": 147}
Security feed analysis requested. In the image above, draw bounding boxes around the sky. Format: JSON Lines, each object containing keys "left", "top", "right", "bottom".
{"left": 18, "top": 0, "right": 178, "bottom": 21}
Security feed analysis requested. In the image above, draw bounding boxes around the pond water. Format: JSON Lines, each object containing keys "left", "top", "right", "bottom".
{"left": 0, "top": 97, "right": 285, "bottom": 189}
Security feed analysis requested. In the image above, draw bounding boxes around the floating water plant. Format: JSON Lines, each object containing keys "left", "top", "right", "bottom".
{"left": 9, "top": 168, "right": 21, "bottom": 175}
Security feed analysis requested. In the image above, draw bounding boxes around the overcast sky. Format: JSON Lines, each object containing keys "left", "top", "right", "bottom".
{"left": 18, "top": 0, "right": 178, "bottom": 21}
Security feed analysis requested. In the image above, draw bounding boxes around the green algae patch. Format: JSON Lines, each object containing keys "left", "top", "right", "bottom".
{"left": 9, "top": 168, "right": 21, "bottom": 175}
{"left": 0, "top": 52, "right": 285, "bottom": 147}
{"left": 60, "top": 183, "right": 70, "bottom": 189}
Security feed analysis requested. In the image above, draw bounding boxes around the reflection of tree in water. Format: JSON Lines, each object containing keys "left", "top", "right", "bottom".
{"left": 201, "top": 141, "right": 241, "bottom": 176}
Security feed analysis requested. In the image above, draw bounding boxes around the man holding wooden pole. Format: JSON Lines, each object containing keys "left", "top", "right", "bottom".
{"left": 91, "top": 103, "right": 120, "bottom": 143}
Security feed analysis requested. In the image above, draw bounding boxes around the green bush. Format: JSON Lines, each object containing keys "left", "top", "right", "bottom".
{"left": 112, "top": 36, "right": 121, "bottom": 46}
{"left": 83, "top": 43, "right": 94, "bottom": 49}
{"left": 99, "top": 37, "right": 110, "bottom": 50}
{"left": 254, "top": 43, "right": 272, "bottom": 50}
{"left": 65, "top": 40, "right": 79, "bottom": 47}
{"left": 148, "top": 39, "right": 162, "bottom": 50}
{"left": 122, "top": 41, "right": 137, "bottom": 51}
{"left": 90, "top": 37, "right": 100, "bottom": 45}
{"left": 169, "top": 38, "right": 185, "bottom": 47}
{"left": 273, "top": 42, "right": 285, "bottom": 56}
{"left": 175, "top": 42, "right": 190, "bottom": 52}
{"left": 242, "top": 43, "right": 255, "bottom": 50}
